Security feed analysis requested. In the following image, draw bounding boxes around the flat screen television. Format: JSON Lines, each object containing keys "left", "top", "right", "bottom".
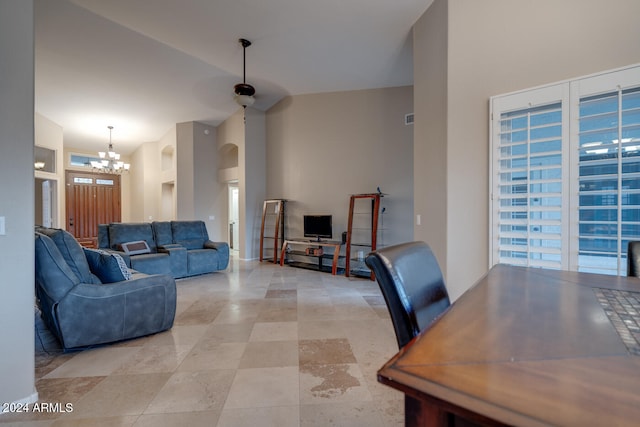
{"left": 303, "top": 215, "right": 332, "bottom": 240}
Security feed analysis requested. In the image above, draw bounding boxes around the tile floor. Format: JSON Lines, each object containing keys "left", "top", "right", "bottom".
{"left": 3, "top": 256, "right": 403, "bottom": 426}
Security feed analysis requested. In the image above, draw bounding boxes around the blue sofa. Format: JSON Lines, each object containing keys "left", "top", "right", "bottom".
{"left": 35, "top": 227, "right": 176, "bottom": 350}
{"left": 98, "top": 220, "right": 229, "bottom": 279}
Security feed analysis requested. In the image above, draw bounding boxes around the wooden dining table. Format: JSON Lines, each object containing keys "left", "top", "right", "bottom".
{"left": 377, "top": 264, "right": 640, "bottom": 427}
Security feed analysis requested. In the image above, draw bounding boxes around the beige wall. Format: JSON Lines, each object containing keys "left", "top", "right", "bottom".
{"left": 216, "top": 110, "right": 242, "bottom": 252}
{"left": 35, "top": 113, "right": 64, "bottom": 228}
{"left": 413, "top": 0, "right": 448, "bottom": 281}
{"left": 413, "top": 0, "right": 640, "bottom": 299}
{"left": 217, "top": 108, "right": 266, "bottom": 259}
{"left": 266, "top": 86, "right": 414, "bottom": 248}
{"left": 244, "top": 108, "right": 267, "bottom": 259}
{"left": 1, "top": 0, "right": 36, "bottom": 406}
{"left": 158, "top": 126, "right": 177, "bottom": 221}
{"left": 129, "top": 122, "right": 224, "bottom": 240}
{"left": 129, "top": 126, "right": 179, "bottom": 224}
{"left": 130, "top": 140, "right": 158, "bottom": 222}
{"left": 176, "top": 122, "right": 195, "bottom": 220}
{"left": 192, "top": 121, "right": 226, "bottom": 240}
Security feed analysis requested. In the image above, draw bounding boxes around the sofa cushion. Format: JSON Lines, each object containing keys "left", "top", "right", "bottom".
{"left": 83, "top": 248, "right": 132, "bottom": 283}
{"left": 129, "top": 253, "right": 173, "bottom": 277}
{"left": 171, "top": 221, "right": 208, "bottom": 249}
{"left": 152, "top": 221, "right": 173, "bottom": 246}
{"left": 97, "top": 224, "right": 110, "bottom": 249}
{"left": 178, "top": 238, "right": 206, "bottom": 250}
{"left": 35, "top": 227, "right": 100, "bottom": 284}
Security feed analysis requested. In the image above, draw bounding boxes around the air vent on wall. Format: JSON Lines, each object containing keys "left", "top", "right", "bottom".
{"left": 405, "top": 113, "right": 414, "bottom": 125}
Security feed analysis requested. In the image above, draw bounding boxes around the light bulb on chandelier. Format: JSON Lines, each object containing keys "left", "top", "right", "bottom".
{"left": 91, "top": 126, "right": 130, "bottom": 173}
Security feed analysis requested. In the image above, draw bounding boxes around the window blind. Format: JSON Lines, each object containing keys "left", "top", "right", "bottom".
{"left": 496, "top": 103, "right": 564, "bottom": 268}
{"left": 578, "top": 87, "right": 640, "bottom": 274}
{"left": 490, "top": 64, "right": 640, "bottom": 275}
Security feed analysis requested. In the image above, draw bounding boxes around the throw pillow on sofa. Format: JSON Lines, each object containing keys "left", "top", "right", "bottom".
{"left": 83, "top": 248, "right": 132, "bottom": 283}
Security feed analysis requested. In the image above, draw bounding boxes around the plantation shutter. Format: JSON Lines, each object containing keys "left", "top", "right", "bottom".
{"left": 576, "top": 86, "right": 640, "bottom": 274}
{"left": 492, "top": 90, "right": 567, "bottom": 269}
{"left": 491, "top": 64, "right": 640, "bottom": 275}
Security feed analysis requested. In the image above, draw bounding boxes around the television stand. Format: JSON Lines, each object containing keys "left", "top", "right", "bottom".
{"left": 279, "top": 238, "right": 343, "bottom": 275}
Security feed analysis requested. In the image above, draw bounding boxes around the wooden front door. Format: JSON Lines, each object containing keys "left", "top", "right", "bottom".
{"left": 65, "top": 171, "right": 121, "bottom": 247}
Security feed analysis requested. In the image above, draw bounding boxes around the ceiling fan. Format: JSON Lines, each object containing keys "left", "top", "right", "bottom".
{"left": 234, "top": 38, "right": 256, "bottom": 108}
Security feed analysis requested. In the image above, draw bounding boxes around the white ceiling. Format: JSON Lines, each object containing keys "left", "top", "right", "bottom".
{"left": 35, "top": 0, "right": 433, "bottom": 155}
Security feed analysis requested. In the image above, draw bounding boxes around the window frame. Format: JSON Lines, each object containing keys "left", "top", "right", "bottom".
{"left": 490, "top": 63, "right": 640, "bottom": 275}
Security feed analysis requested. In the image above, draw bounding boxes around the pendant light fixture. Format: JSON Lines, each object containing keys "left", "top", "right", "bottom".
{"left": 234, "top": 38, "right": 256, "bottom": 108}
{"left": 91, "top": 126, "right": 130, "bottom": 173}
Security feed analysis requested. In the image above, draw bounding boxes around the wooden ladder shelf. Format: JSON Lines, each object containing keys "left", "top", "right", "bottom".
{"left": 345, "top": 193, "right": 382, "bottom": 280}
{"left": 259, "top": 199, "right": 286, "bottom": 263}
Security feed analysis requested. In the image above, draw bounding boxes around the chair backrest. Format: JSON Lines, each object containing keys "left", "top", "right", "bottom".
{"left": 171, "top": 220, "right": 209, "bottom": 249}
{"left": 35, "top": 227, "right": 100, "bottom": 284}
{"left": 152, "top": 221, "right": 173, "bottom": 246}
{"left": 365, "top": 241, "right": 451, "bottom": 348}
{"left": 628, "top": 241, "right": 640, "bottom": 277}
{"left": 97, "top": 224, "right": 110, "bottom": 249}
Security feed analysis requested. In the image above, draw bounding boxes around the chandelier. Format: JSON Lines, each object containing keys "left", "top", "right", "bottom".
{"left": 91, "top": 126, "right": 130, "bottom": 173}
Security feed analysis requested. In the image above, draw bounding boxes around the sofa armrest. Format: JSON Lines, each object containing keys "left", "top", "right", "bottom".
{"left": 204, "top": 240, "right": 230, "bottom": 270}
{"left": 204, "top": 240, "right": 229, "bottom": 251}
{"left": 83, "top": 273, "right": 175, "bottom": 316}
{"left": 69, "top": 272, "right": 173, "bottom": 297}
{"left": 158, "top": 244, "right": 183, "bottom": 250}
{"left": 157, "top": 244, "right": 188, "bottom": 278}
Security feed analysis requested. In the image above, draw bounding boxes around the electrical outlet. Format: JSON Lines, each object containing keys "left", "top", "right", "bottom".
{"left": 416, "top": 214, "right": 421, "bottom": 226}
{"left": 0, "top": 216, "right": 5, "bottom": 235}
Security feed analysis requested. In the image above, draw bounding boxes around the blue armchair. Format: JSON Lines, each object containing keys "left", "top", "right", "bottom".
{"left": 35, "top": 228, "right": 176, "bottom": 350}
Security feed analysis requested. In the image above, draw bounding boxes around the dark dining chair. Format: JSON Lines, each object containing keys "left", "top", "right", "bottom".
{"left": 366, "top": 242, "right": 480, "bottom": 426}
{"left": 628, "top": 241, "right": 640, "bottom": 277}
{"left": 365, "top": 241, "right": 451, "bottom": 349}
